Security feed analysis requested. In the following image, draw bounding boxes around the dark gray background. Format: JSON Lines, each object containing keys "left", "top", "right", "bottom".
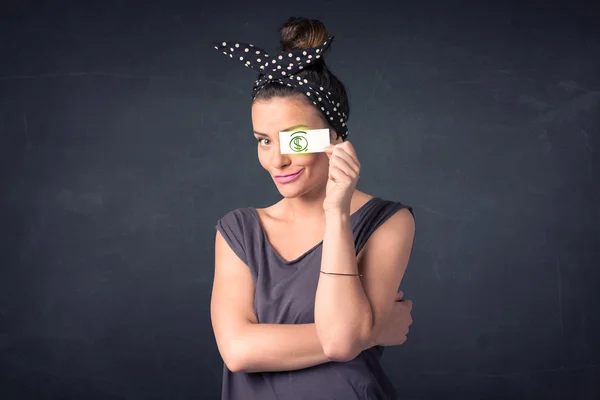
{"left": 1, "top": 0, "right": 599, "bottom": 399}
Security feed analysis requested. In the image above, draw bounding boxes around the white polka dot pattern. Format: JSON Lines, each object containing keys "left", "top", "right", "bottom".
{"left": 212, "top": 36, "right": 348, "bottom": 139}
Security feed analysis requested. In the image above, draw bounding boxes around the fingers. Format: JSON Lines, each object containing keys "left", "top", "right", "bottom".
{"left": 335, "top": 141, "right": 359, "bottom": 165}
{"left": 342, "top": 141, "right": 359, "bottom": 165}
{"left": 328, "top": 165, "right": 353, "bottom": 182}
{"left": 335, "top": 146, "right": 360, "bottom": 171}
{"left": 327, "top": 145, "right": 360, "bottom": 182}
{"left": 332, "top": 147, "right": 359, "bottom": 171}
{"left": 325, "top": 142, "right": 360, "bottom": 170}
{"left": 330, "top": 154, "right": 359, "bottom": 178}
{"left": 324, "top": 145, "right": 334, "bottom": 158}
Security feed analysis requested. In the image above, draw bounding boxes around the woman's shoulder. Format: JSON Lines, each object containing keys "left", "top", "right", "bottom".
{"left": 353, "top": 191, "right": 411, "bottom": 208}
{"left": 352, "top": 193, "right": 415, "bottom": 255}
{"left": 218, "top": 206, "right": 255, "bottom": 219}
{"left": 354, "top": 191, "right": 414, "bottom": 220}
{"left": 216, "top": 206, "right": 259, "bottom": 231}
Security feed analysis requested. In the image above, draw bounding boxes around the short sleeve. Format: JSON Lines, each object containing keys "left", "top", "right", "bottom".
{"left": 354, "top": 200, "right": 414, "bottom": 255}
{"left": 216, "top": 209, "right": 248, "bottom": 266}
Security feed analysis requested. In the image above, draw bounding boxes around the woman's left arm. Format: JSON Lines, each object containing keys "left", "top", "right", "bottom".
{"left": 315, "top": 207, "right": 415, "bottom": 362}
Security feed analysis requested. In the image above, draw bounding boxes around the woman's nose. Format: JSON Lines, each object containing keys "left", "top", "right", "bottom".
{"left": 270, "top": 147, "right": 291, "bottom": 169}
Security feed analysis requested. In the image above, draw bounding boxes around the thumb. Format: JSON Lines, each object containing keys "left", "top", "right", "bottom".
{"left": 395, "top": 291, "right": 404, "bottom": 301}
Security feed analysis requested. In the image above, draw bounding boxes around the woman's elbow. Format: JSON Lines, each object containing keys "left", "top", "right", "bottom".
{"left": 221, "top": 339, "right": 249, "bottom": 373}
{"left": 224, "top": 357, "right": 245, "bottom": 374}
{"left": 321, "top": 336, "right": 368, "bottom": 362}
{"left": 319, "top": 323, "right": 373, "bottom": 362}
{"left": 322, "top": 344, "right": 354, "bottom": 362}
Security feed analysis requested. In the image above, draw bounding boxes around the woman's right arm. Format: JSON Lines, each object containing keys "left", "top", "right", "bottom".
{"left": 210, "top": 230, "right": 332, "bottom": 373}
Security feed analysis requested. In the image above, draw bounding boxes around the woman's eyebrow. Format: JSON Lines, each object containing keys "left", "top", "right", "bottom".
{"left": 254, "top": 124, "right": 310, "bottom": 136}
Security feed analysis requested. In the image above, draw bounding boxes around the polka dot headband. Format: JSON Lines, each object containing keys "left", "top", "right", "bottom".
{"left": 213, "top": 36, "right": 349, "bottom": 140}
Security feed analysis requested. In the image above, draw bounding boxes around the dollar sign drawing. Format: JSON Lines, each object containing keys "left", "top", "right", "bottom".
{"left": 289, "top": 131, "right": 308, "bottom": 152}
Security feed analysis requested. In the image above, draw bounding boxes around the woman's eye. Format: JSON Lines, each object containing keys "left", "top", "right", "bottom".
{"left": 257, "top": 138, "right": 271, "bottom": 146}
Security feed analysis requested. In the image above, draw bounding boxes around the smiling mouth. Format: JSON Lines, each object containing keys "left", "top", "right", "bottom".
{"left": 275, "top": 171, "right": 302, "bottom": 178}
{"left": 273, "top": 169, "right": 304, "bottom": 183}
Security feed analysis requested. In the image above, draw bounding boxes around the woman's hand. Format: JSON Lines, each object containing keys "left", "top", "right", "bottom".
{"left": 372, "top": 291, "right": 413, "bottom": 347}
{"left": 323, "top": 142, "right": 361, "bottom": 214}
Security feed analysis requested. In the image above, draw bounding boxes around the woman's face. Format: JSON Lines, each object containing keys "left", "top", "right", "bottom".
{"left": 251, "top": 96, "right": 339, "bottom": 199}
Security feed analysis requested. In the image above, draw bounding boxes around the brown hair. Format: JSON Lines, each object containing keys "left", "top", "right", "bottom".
{"left": 253, "top": 17, "right": 350, "bottom": 139}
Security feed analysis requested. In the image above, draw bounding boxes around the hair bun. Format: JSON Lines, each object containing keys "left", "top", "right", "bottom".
{"left": 279, "top": 17, "right": 330, "bottom": 51}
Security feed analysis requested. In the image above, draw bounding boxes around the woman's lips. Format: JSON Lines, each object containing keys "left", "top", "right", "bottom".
{"left": 274, "top": 169, "right": 304, "bottom": 184}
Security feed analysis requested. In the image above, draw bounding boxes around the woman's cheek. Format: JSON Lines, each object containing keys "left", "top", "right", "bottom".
{"left": 291, "top": 153, "right": 320, "bottom": 166}
{"left": 257, "top": 149, "right": 270, "bottom": 169}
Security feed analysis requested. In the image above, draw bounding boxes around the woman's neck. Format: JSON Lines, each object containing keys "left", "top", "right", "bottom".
{"left": 282, "top": 200, "right": 325, "bottom": 222}
{"left": 279, "top": 187, "right": 327, "bottom": 221}
{"left": 277, "top": 188, "right": 366, "bottom": 222}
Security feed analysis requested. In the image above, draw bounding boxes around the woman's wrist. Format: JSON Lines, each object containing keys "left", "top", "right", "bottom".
{"left": 324, "top": 208, "right": 351, "bottom": 221}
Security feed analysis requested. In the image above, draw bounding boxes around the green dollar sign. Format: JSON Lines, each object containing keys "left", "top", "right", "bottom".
{"left": 289, "top": 131, "right": 308, "bottom": 152}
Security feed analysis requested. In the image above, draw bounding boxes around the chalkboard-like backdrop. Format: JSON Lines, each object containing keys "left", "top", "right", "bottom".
{"left": 1, "top": 1, "right": 598, "bottom": 399}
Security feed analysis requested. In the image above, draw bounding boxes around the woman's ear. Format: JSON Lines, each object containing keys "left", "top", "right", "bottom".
{"left": 330, "top": 130, "right": 343, "bottom": 145}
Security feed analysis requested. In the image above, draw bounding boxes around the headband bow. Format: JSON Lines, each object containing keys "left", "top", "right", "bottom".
{"left": 213, "top": 36, "right": 348, "bottom": 140}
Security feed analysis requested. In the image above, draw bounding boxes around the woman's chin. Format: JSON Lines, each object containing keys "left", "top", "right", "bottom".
{"left": 276, "top": 186, "right": 306, "bottom": 199}
{"left": 272, "top": 179, "right": 305, "bottom": 197}
{"left": 275, "top": 181, "right": 324, "bottom": 200}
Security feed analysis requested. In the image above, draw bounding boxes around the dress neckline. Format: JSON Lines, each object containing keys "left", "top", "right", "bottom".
{"left": 250, "top": 197, "right": 378, "bottom": 265}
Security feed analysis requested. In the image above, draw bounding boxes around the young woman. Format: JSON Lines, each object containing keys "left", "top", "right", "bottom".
{"left": 211, "top": 17, "right": 416, "bottom": 400}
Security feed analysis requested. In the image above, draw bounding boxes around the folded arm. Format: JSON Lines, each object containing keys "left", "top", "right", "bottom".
{"left": 315, "top": 207, "right": 415, "bottom": 361}
{"left": 211, "top": 230, "right": 330, "bottom": 373}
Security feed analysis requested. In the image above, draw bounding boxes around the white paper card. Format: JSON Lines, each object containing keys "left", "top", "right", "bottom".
{"left": 279, "top": 128, "right": 331, "bottom": 154}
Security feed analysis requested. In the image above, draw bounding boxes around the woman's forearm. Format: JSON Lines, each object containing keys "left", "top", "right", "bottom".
{"left": 314, "top": 211, "right": 373, "bottom": 361}
{"left": 229, "top": 323, "right": 330, "bottom": 373}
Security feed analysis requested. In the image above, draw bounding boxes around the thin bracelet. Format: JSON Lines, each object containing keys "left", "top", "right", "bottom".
{"left": 320, "top": 270, "right": 363, "bottom": 277}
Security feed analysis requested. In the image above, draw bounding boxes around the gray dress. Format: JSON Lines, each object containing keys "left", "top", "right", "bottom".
{"left": 215, "top": 197, "right": 413, "bottom": 400}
